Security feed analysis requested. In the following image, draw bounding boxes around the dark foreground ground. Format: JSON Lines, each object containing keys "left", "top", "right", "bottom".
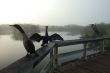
{"left": 53, "top": 51, "right": 110, "bottom": 73}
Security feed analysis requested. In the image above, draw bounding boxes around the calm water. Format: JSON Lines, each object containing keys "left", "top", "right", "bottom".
{"left": 0, "top": 32, "right": 82, "bottom": 70}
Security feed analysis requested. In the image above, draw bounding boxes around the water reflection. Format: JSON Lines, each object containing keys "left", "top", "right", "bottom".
{"left": 0, "top": 35, "right": 25, "bottom": 69}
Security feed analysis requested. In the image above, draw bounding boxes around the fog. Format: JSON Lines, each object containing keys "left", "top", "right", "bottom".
{"left": 0, "top": 0, "right": 110, "bottom": 26}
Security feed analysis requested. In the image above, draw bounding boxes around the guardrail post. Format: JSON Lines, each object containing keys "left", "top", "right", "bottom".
{"left": 83, "top": 43, "right": 87, "bottom": 59}
{"left": 49, "top": 44, "right": 58, "bottom": 73}
{"left": 49, "top": 48, "right": 54, "bottom": 72}
{"left": 54, "top": 44, "right": 58, "bottom": 68}
{"left": 101, "top": 40, "right": 105, "bottom": 53}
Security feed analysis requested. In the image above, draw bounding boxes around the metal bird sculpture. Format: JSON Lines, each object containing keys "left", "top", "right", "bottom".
{"left": 10, "top": 24, "right": 39, "bottom": 58}
{"left": 90, "top": 24, "right": 101, "bottom": 36}
{"left": 30, "top": 26, "right": 64, "bottom": 46}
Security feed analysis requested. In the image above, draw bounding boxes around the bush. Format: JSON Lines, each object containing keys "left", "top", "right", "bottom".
{"left": 81, "top": 23, "right": 110, "bottom": 48}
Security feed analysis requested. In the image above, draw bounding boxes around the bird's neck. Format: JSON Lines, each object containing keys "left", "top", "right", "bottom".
{"left": 16, "top": 26, "right": 28, "bottom": 38}
{"left": 45, "top": 26, "right": 48, "bottom": 36}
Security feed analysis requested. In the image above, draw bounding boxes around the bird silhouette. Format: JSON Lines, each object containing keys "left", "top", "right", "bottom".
{"left": 10, "top": 24, "right": 39, "bottom": 58}
{"left": 30, "top": 26, "right": 64, "bottom": 46}
{"left": 90, "top": 24, "right": 101, "bottom": 36}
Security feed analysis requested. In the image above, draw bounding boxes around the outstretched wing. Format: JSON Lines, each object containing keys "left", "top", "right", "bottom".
{"left": 30, "top": 33, "right": 43, "bottom": 42}
{"left": 49, "top": 33, "right": 64, "bottom": 41}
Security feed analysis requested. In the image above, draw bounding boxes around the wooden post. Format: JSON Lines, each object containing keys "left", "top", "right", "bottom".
{"left": 49, "top": 45, "right": 58, "bottom": 73}
{"left": 49, "top": 49, "right": 54, "bottom": 72}
{"left": 95, "top": 41, "right": 99, "bottom": 56}
{"left": 98, "top": 40, "right": 104, "bottom": 54}
{"left": 54, "top": 45, "right": 58, "bottom": 68}
{"left": 101, "top": 40, "right": 105, "bottom": 53}
{"left": 83, "top": 43, "right": 87, "bottom": 59}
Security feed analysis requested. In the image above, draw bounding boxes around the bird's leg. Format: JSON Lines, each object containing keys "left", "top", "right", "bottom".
{"left": 41, "top": 43, "right": 48, "bottom": 46}
{"left": 26, "top": 53, "right": 31, "bottom": 58}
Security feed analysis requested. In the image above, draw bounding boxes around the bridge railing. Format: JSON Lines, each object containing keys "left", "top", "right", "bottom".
{"left": 0, "top": 37, "right": 109, "bottom": 73}
{"left": 40, "top": 37, "right": 107, "bottom": 73}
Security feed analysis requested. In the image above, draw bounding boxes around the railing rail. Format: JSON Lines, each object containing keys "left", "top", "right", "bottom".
{"left": 56, "top": 37, "right": 107, "bottom": 47}
{"left": 0, "top": 42, "right": 55, "bottom": 73}
{"left": 0, "top": 37, "right": 109, "bottom": 73}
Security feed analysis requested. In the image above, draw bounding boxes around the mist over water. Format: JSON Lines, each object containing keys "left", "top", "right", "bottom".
{"left": 0, "top": 31, "right": 81, "bottom": 70}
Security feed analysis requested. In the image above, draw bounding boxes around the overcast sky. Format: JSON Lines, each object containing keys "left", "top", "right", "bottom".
{"left": 0, "top": 0, "right": 110, "bottom": 26}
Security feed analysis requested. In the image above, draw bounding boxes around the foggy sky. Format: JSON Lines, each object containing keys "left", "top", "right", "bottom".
{"left": 0, "top": 0, "right": 110, "bottom": 26}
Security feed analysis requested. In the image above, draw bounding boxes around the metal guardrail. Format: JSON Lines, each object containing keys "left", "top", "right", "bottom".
{"left": 0, "top": 37, "right": 109, "bottom": 73}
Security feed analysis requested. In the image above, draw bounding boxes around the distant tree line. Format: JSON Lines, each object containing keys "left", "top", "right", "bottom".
{"left": 0, "top": 24, "right": 84, "bottom": 40}
{"left": 0, "top": 25, "right": 12, "bottom": 35}
{"left": 0, "top": 24, "right": 40, "bottom": 40}
{"left": 64, "top": 24, "right": 84, "bottom": 35}
{"left": 40, "top": 24, "right": 84, "bottom": 35}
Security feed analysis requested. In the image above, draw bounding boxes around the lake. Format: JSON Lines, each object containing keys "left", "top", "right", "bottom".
{"left": 0, "top": 31, "right": 82, "bottom": 70}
